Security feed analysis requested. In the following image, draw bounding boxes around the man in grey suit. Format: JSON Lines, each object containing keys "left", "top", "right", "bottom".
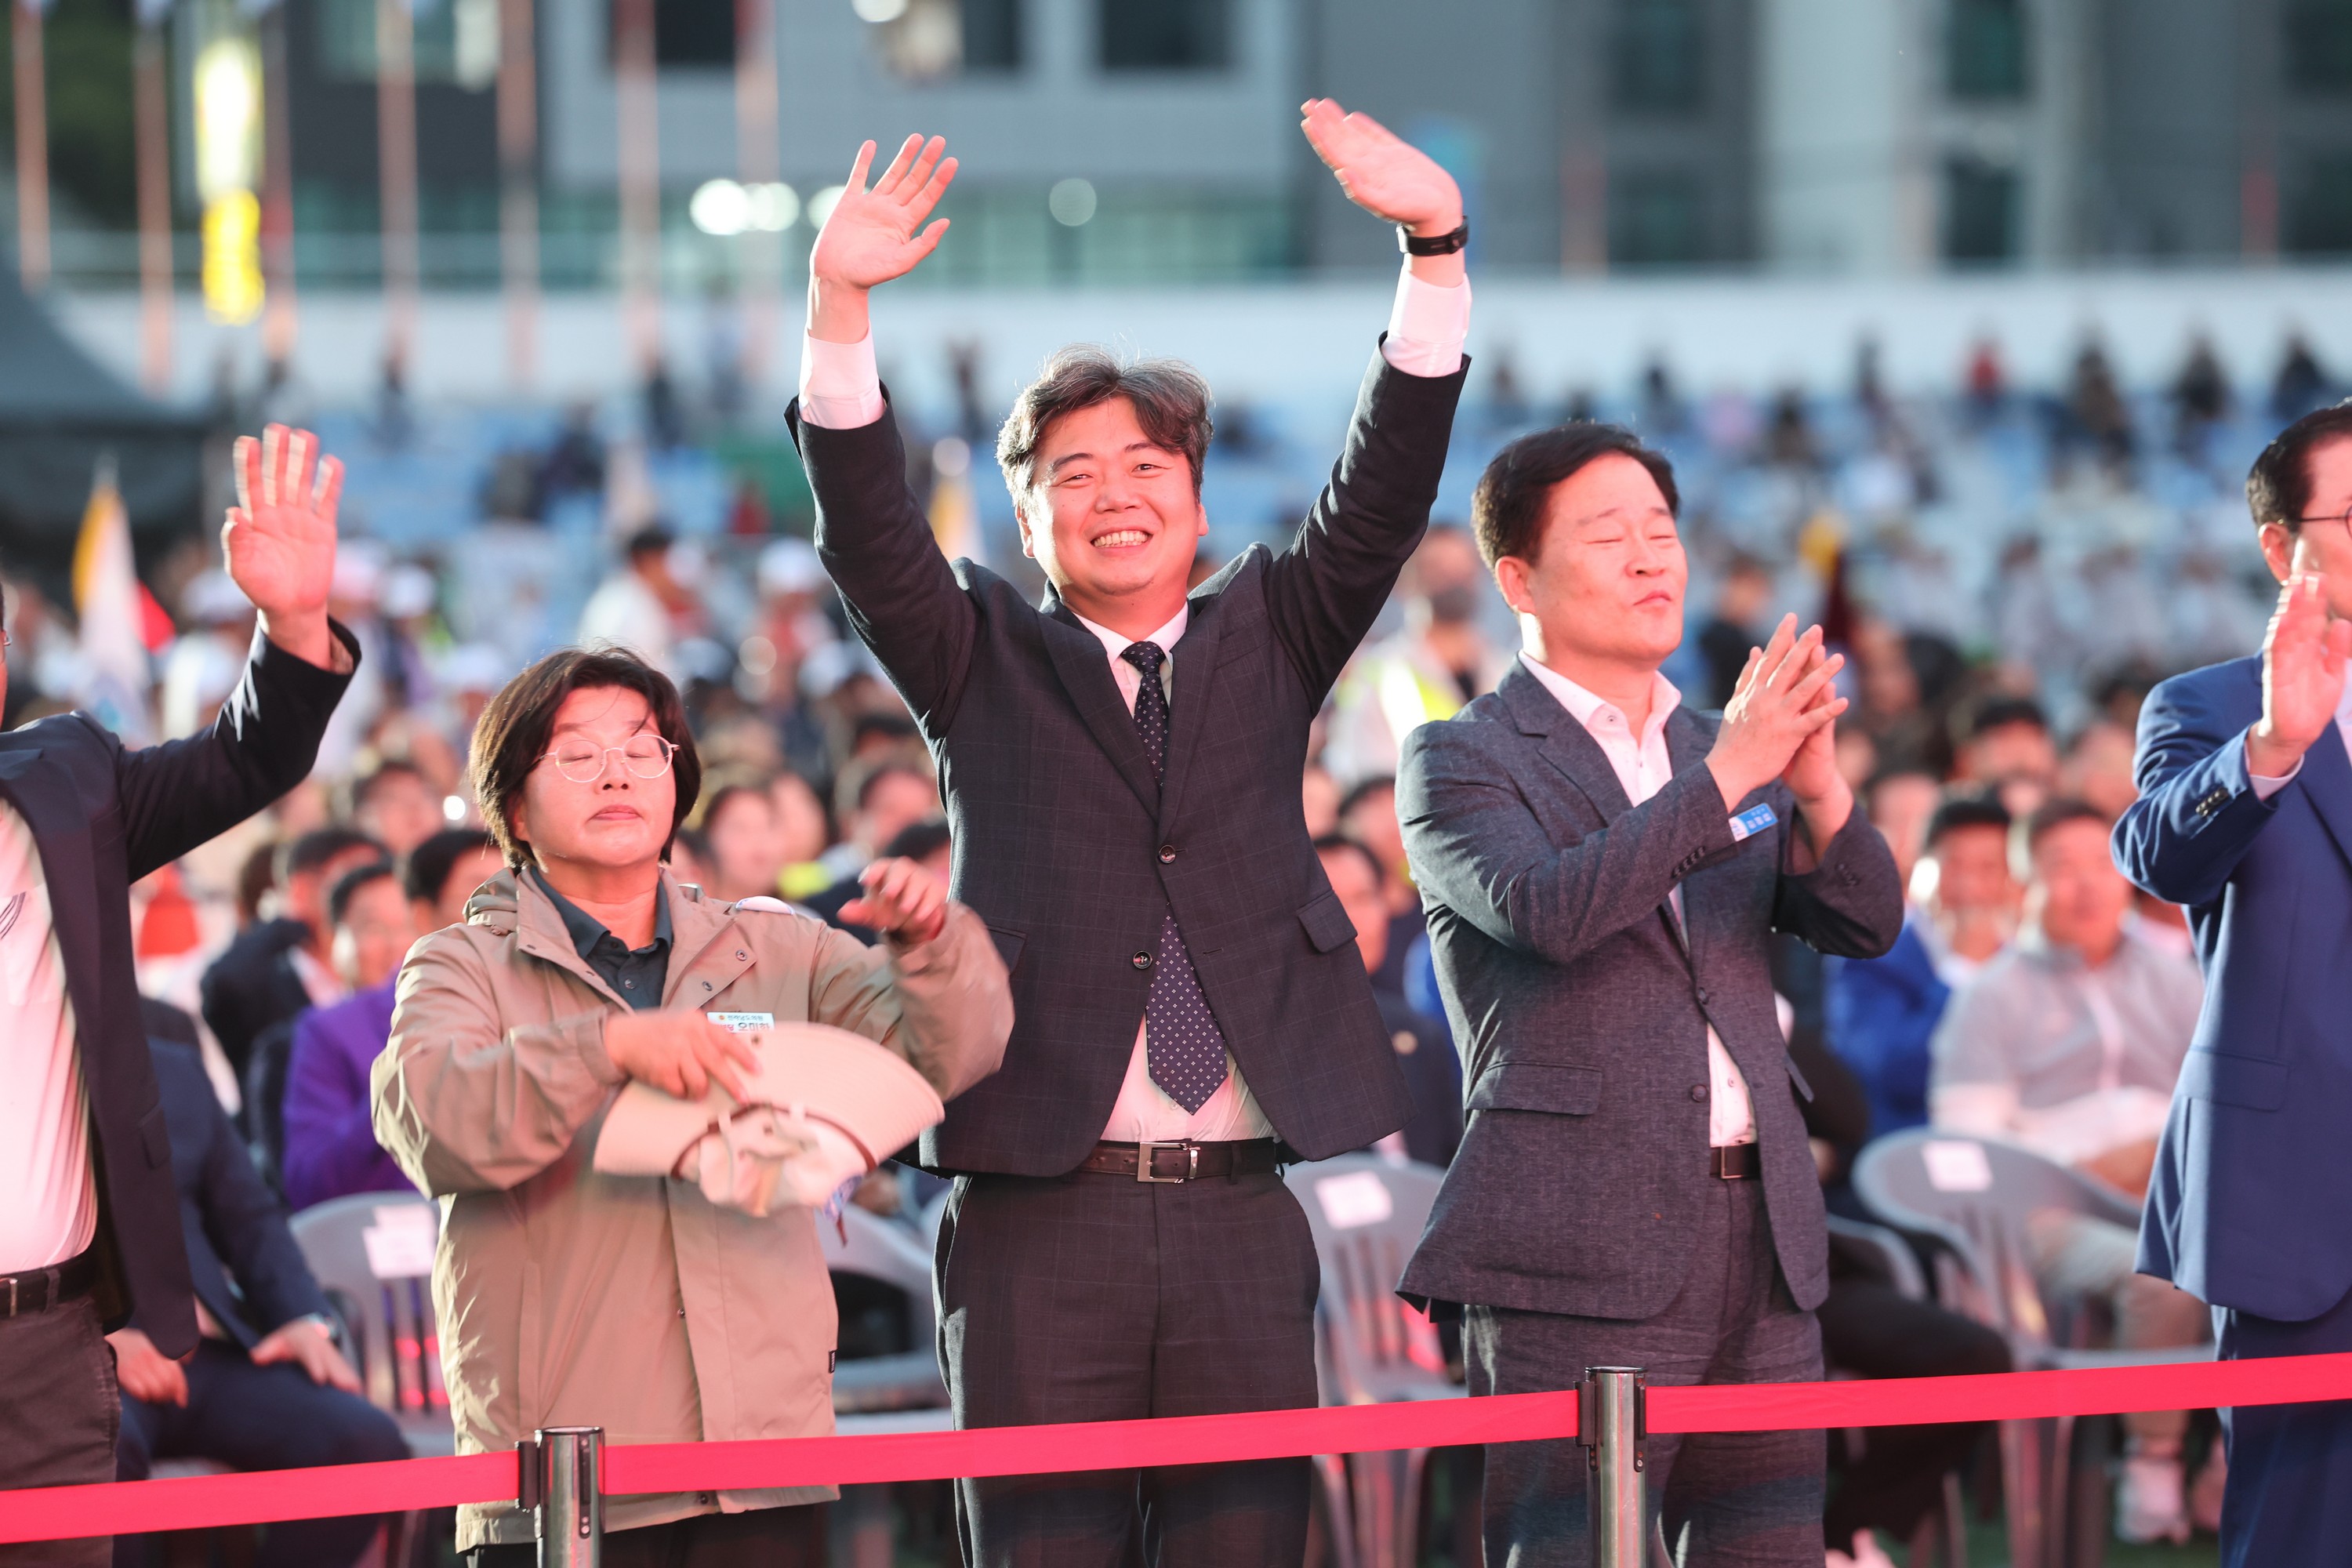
{"left": 1397, "top": 424, "right": 1904, "bottom": 1565}
{"left": 789, "top": 108, "right": 1470, "bottom": 1565}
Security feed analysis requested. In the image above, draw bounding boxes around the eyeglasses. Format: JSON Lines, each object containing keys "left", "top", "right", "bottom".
{"left": 2293, "top": 505, "right": 2352, "bottom": 533}
{"left": 539, "top": 734, "right": 677, "bottom": 783}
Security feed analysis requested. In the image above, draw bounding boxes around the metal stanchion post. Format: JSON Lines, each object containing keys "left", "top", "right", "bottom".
{"left": 528, "top": 1425, "right": 604, "bottom": 1568}
{"left": 1578, "top": 1367, "right": 1646, "bottom": 1568}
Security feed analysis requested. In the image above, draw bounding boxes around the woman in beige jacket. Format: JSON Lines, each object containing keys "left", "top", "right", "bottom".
{"left": 371, "top": 648, "right": 1009, "bottom": 1565}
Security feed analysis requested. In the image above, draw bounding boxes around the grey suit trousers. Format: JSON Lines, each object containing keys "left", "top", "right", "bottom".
{"left": 1467, "top": 1179, "right": 1825, "bottom": 1568}
{"left": 935, "top": 1168, "right": 1321, "bottom": 1568}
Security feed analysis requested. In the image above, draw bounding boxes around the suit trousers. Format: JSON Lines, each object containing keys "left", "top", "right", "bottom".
{"left": 935, "top": 1167, "right": 1321, "bottom": 1568}
{"left": 114, "top": 1341, "right": 408, "bottom": 1568}
{"left": 1466, "top": 1179, "right": 1825, "bottom": 1568}
{"left": 2213, "top": 1278, "right": 2352, "bottom": 1567}
{"left": 0, "top": 1296, "right": 117, "bottom": 1568}
{"left": 466, "top": 1506, "right": 826, "bottom": 1568}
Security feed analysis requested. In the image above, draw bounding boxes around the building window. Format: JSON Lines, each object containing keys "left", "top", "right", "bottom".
{"left": 1942, "top": 157, "right": 2018, "bottom": 262}
{"left": 2288, "top": 159, "right": 2352, "bottom": 253}
{"left": 1099, "top": 0, "right": 1229, "bottom": 71}
{"left": 319, "top": 0, "right": 502, "bottom": 87}
{"left": 2287, "top": 1, "right": 2352, "bottom": 94}
{"left": 601, "top": 0, "right": 732, "bottom": 68}
{"left": 1611, "top": 0, "right": 1706, "bottom": 117}
{"left": 870, "top": 0, "right": 1022, "bottom": 79}
{"left": 1610, "top": 171, "right": 1704, "bottom": 266}
{"left": 1946, "top": 0, "right": 2026, "bottom": 102}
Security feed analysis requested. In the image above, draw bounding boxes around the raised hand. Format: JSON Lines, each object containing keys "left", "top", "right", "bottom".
{"left": 808, "top": 135, "right": 958, "bottom": 343}
{"left": 2249, "top": 572, "right": 2352, "bottom": 778}
{"left": 1707, "top": 615, "right": 1846, "bottom": 811}
{"left": 1300, "top": 99, "right": 1464, "bottom": 238}
{"left": 840, "top": 855, "right": 948, "bottom": 945}
{"left": 223, "top": 423, "right": 341, "bottom": 669}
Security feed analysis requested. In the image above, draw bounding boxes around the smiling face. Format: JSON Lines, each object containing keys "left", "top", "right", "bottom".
{"left": 1496, "top": 452, "right": 1686, "bottom": 679}
{"left": 510, "top": 685, "right": 677, "bottom": 877}
{"left": 1016, "top": 397, "right": 1207, "bottom": 631}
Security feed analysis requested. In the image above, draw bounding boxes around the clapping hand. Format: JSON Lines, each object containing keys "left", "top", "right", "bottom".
{"left": 1300, "top": 100, "right": 1464, "bottom": 238}
{"left": 1708, "top": 615, "right": 1847, "bottom": 811}
{"left": 808, "top": 136, "right": 958, "bottom": 343}
{"left": 840, "top": 855, "right": 949, "bottom": 946}
{"left": 224, "top": 424, "right": 343, "bottom": 670}
{"left": 2249, "top": 572, "right": 2352, "bottom": 778}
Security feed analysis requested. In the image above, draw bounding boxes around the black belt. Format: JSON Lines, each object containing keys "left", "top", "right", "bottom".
{"left": 1, "top": 1250, "right": 97, "bottom": 1319}
{"left": 1711, "top": 1143, "right": 1761, "bottom": 1180}
{"left": 1077, "top": 1138, "right": 1283, "bottom": 1184}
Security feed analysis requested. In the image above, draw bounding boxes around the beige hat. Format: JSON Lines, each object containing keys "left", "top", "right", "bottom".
{"left": 593, "top": 1021, "right": 945, "bottom": 1216}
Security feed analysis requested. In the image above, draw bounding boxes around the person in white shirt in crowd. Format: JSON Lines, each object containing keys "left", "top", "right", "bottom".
{"left": 578, "top": 524, "right": 687, "bottom": 680}
{"left": 1929, "top": 797, "right": 2214, "bottom": 1544}
{"left": 1323, "top": 521, "right": 1509, "bottom": 789}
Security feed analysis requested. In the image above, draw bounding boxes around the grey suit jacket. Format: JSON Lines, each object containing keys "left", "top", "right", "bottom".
{"left": 1396, "top": 665, "right": 1902, "bottom": 1319}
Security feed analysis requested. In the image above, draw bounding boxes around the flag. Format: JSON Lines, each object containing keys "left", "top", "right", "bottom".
{"left": 71, "top": 459, "right": 158, "bottom": 745}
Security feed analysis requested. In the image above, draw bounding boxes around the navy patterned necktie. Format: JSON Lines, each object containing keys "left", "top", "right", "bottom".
{"left": 1120, "top": 641, "right": 1231, "bottom": 1112}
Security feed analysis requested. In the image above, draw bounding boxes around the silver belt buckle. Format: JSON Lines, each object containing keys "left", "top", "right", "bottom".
{"left": 1135, "top": 1140, "right": 1198, "bottom": 1183}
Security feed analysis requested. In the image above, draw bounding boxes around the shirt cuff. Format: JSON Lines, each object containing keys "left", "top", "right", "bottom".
{"left": 1379, "top": 263, "right": 1470, "bottom": 379}
{"left": 2246, "top": 733, "right": 2300, "bottom": 801}
{"left": 797, "top": 331, "right": 887, "bottom": 429}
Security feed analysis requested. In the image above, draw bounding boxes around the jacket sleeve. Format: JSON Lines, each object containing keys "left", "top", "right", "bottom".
{"left": 1261, "top": 346, "right": 1470, "bottom": 702}
{"left": 372, "top": 931, "right": 624, "bottom": 1195}
{"left": 803, "top": 901, "right": 1011, "bottom": 1101}
{"left": 791, "top": 395, "right": 978, "bottom": 734}
{"left": 108, "top": 623, "right": 360, "bottom": 884}
{"left": 2113, "top": 672, "right": 2278, "bottom": 909}
{"left": 1399, "top": 720, "right": 1735, "bottom": 967}
{"left": 1769, "top": 803, "right": 1904, "bottom": 960}
{"left": 190, "top": 1073, "right": 332, "bottom": 1332}
{"left": 280, "top": 1012, "right": 390, "bottom": 1212}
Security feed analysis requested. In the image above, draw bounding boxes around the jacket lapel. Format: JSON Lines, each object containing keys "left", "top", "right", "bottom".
{"left": 1663, "top": 706, "right": 1719, "bottom": 970}
{"left": 0, "top": 744, "right": 108, "bottom": 1069}
{"left": 2295, "top": 720, "right": 2352, "bottom": 873}
{"left": 1155, "top": 586, "right": 1229, "bottom": 833}
{"left": 1500, "top": 664, "right": 1633, "bottom": 825}
{"left": 1037, "top": 596, "right": 1161, "bottom": 814}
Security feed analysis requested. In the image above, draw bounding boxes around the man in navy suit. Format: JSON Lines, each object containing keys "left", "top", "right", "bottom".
{"left": 2114, "top": 401, "right": 2352, "bottom": 1563}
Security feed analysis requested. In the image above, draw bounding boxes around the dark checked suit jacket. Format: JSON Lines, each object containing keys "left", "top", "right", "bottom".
{"left": 1396, "top": 666, "right": 1902, "bottom": 1319}
{"left": 0, "top": 626, "right": 354, "bottom": 1356}
{"left": 789, "top": 346, "right": 1468, "bottom": 1175}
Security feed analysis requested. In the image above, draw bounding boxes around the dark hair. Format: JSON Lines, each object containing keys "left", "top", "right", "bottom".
{"left": 879, "top": 818, "right": 953, "bottom": 863}
{"left": 2020, "top": 796, "right": 2111, "bottom": 857}
{"left": 325, "top": 860, "right": 397, "bottom": 927}
{"left": 277, "top": 826, "right": 387, "bottom": 884}
{"left": 624, "top": 524, "right": 675, "bottom": 561}
{"left": 996, "top": 346, "right": 1214, "bottom": 500}
{"left": 688, "top": 779, "right": 768, "bottom": 835}
{"left": 1312, "top": 832, "right": 1385, "bottom": 889}
{"left": 1924, "top": 789, "right": 2011, "bottom": 849}
{"left": 837, "top": 755, "right": 934, "bottom": 821}
{"left": 849, "top": 712, "right": 920, "bottom": 751}
{"left": 1958, "top": 695, "right": 2049, "bottom": 742}
{"left": 469, "top": 646, "right": 702, "bottom": 870}
{"left": 350, "top": 757, "right": 427, "bottom": 813}
{"left": 1336, "top": 775, "right": 1397, "bottom": 823}
{"left": 2248, "top": 400, "right": 2352, "bottom": 531}
{"left": 1471, "top": 423, "right": 1680, "bottom": 568}
{"left": 401, "top": 827, "right": 494, "bottom": 906}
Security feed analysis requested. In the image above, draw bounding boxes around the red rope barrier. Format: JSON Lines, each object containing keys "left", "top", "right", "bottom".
{"left": 9, "top": 1351, "right": 2352, "bottom": 1544}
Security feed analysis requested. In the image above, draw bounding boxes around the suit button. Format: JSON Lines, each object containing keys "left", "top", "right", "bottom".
{"left": 1690, "top": 1084, "right": 1708, "bottom": 1102}
{"left": 1159, "top": 845, "right": 1178, "bottom": 864}
{"left": 1132, "top": 950, "right": 1154, "bottom": 971}
{"left": 1694, "top": 987, "right": 1710, "bottom": 1005}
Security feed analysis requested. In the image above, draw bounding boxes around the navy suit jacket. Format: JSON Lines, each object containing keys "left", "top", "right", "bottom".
{"left": 136, "top": 1040, "right": 330, "bottom": 1346}
{"left": 2115, "top": 655, "right": 2352, "bottom": 1321}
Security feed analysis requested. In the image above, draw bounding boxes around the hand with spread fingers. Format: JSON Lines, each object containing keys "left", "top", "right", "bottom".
{"left": 224, "top": 423, "right": 345, "bottom": 670}
{"left": 808, "top": 134, "right": 959, "bottom": 344}
{"left": 2249, "top": 571, "right": 2352, "bottom": 779}
{"left": 1707, "top": 614, "right": 1848, "bottom": 813}
{"left": 1299, "top": 98, "right": 1466, "bottom": 285}
{"left": 605, "top": 1011, "right": 762, "bottom": 1104}
{"left": 840, "top": 854, "right": 949, "bottom": 946}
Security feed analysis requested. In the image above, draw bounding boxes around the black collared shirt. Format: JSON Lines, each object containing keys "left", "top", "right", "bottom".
{"left": 532, "top": 868, "right": 672, "bottom": 1011}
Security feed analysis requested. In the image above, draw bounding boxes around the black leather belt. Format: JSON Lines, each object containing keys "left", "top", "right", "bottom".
{"left": 1711, "top": 1143, "right": 1761, "bottom": 1180}
{"left": 1078, "top": 1138, "right": 1283, "bottom": 1184}
{"left": 1, "top": 1250, "right": 96, "bottom": 1319}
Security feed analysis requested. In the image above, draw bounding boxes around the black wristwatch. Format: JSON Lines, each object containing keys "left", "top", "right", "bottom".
{"left": 1398, "top": 221, "right": 1469, "bottom": 256}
